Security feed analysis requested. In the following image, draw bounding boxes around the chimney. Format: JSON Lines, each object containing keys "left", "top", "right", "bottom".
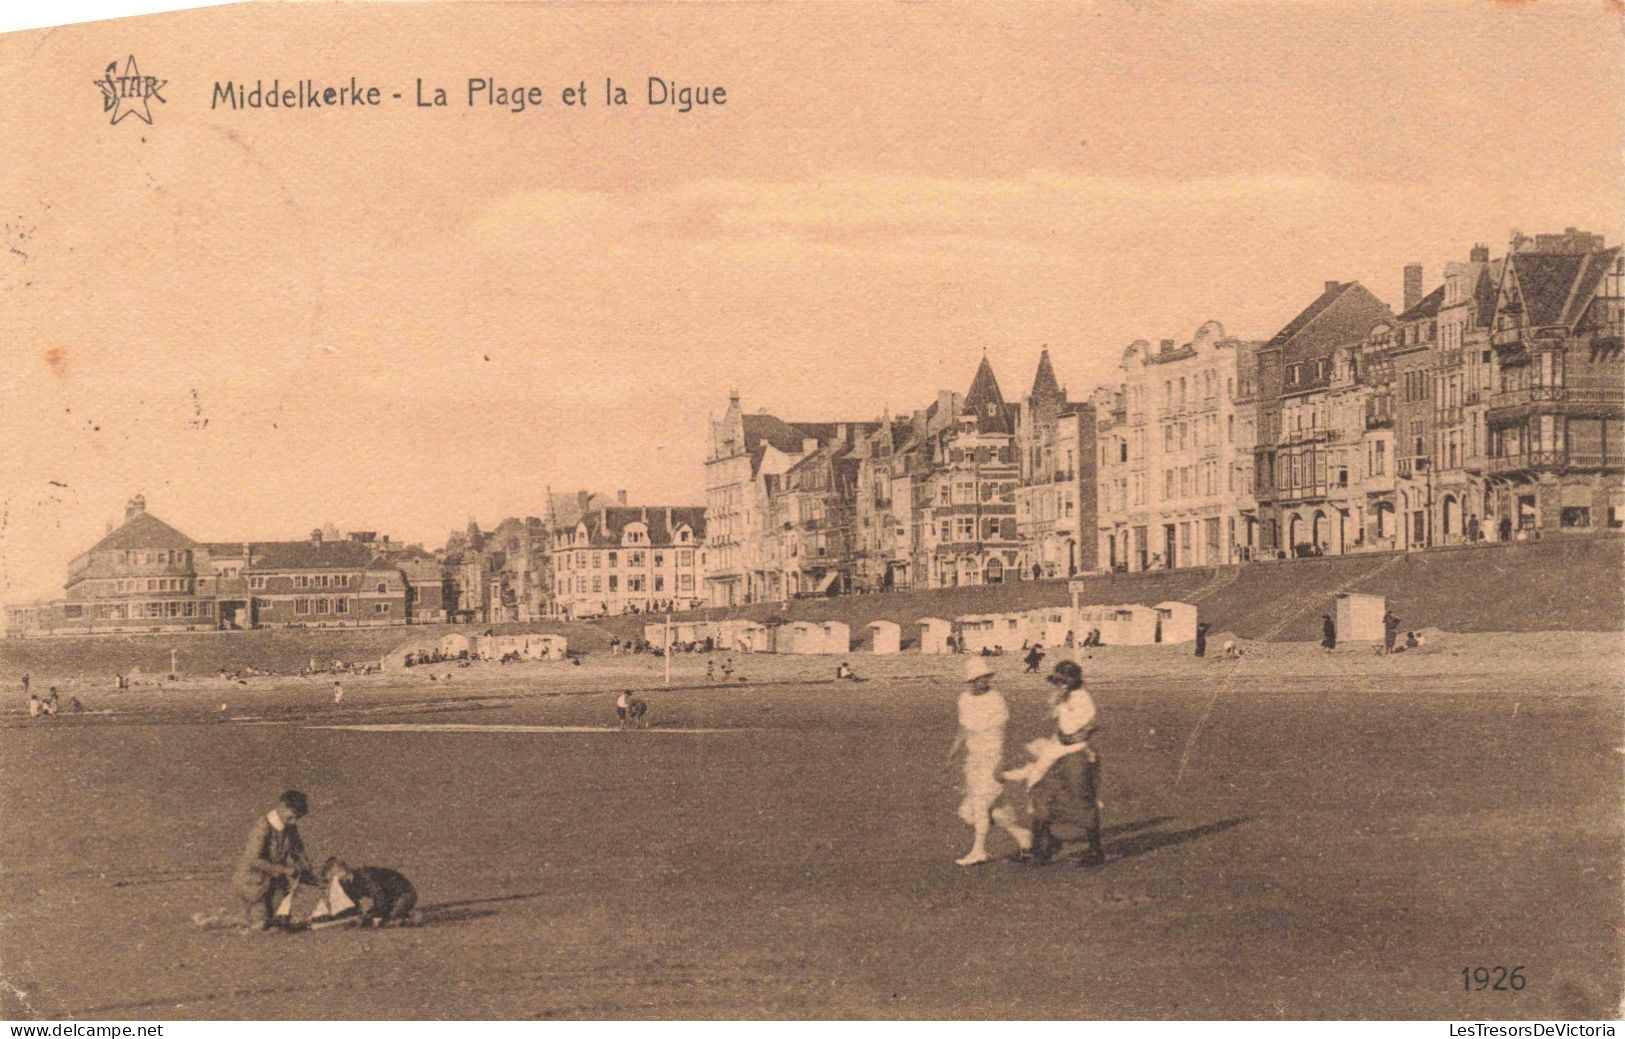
{"left": 1324, "top": 280, "right": 1341, "bottom": 295}
{"left": 617, "top": 490, "right": 628, "bottom": 505}
{"left": 1159, "top": 339, "right": 1175, "bottom": 354}
{"left": 310, "top": 528, "right": 323, "bottom": 544}
{"left": 1403, "top": 264, "right": 1423, "bottom": 312}
{"left": 1470, "top": 243, "right": 1489, "bottom": 263}
{"left": 124, "top": 494, "right": 146, "bottom": 521}
{"left": 665, "top": 507, "right": 673, "bottom": 533}
{"left": 577, "top": 490, "right": 591, "bottom": 515}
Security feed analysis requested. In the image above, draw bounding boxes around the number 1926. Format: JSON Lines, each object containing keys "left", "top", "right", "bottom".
{"left": 1462, "top": 966, "right": 1525, "bottom": 991}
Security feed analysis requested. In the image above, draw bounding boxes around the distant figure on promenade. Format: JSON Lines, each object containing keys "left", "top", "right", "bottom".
{"left": 1022, "top": 644, "right": 1045, "bottom": 674}
{"left": 233, "top": 790, "right": 313, "bottom": 932}
{"left": 1320, "top": 615, "right": 1337, "bottom": 654}
{"left": 1383, "top": 611, "right": 1400, "bottom": 655}
{"left": 1194, "top": 622, "right": 1210, "bottom": 658}
{"left": 947, "top": 657, "right": 1031, "bottom": 867}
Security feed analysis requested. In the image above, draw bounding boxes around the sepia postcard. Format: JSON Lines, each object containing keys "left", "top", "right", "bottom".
{"left": 1, "top": 0, "right": 1622, "bottom": 1027}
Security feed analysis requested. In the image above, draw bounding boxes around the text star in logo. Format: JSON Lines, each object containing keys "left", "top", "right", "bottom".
{"left": 95, "top": 56, "right": 167, "bottom": 125}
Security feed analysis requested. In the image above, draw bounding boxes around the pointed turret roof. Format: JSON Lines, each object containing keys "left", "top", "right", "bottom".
{"left": 1028, "top": 348, "right": 1064, "bottom": 406}
{"left": 963, "top": 355, "right": 1013, "bottom": 434}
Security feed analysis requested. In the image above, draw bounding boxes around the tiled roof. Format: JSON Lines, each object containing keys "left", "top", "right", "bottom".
{"left": 1507, "top": 251, "right": 1592, "bottom": 328}
{"left": 565, "top": 506, "right": 707, "bottom": 547}
{"left": 741, "top": 413, "right": 816, "bottom": 455}
{"left": 963, "top": 356, "right": 1013, "bottom": 435}
{"left": 1267, "top": 282, "right": 1351, "bottom": 348}
{"left": 1397, "top": 284, "right": 1445, "bottom": 322}
{"left": 1565, "top": 247, "right": 1620, "bottom": 327}
{"left": 1028, "top": 349, "right": 1064, "bottom": 406}
{"left": 88, "top": 511, "right": 197, "bottom": 553}
{"left": 250, "top": 540, "right": 374, "bottom": 571}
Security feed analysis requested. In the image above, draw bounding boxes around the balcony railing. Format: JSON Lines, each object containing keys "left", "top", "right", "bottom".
{"left": 1489, "top": 385, "right": 1625, "bottom": 410}
{"left": 1487, "top": 450, "right": 1610, "bottom": 473}
{"left": 1491, "top": 327, "right": 1527, "bottom": 351}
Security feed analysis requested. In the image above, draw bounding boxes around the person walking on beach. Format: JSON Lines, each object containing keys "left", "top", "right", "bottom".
{"left": 1005, "top": 660, "right": 1105, "bottom": 868}
{"left": 947, "top": 657, "right": 1031, "bottom": 866}
{"left": 1195, "top": 622, "right": 1210, "bottom": 658}
{"left": 1321, "top": 614, "right": 1337, "bottom": 654}
{"left": 1383, "top": 611, "right": 1400, "bottom": 655}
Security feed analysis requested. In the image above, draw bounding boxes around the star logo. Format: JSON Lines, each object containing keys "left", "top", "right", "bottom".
{"left": 95, "top": 56, "right": 167, "bottom": 126}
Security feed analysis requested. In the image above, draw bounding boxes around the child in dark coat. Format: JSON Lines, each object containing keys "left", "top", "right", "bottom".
{"left": 319, "top": 856, "right": 419, "bottom": 927}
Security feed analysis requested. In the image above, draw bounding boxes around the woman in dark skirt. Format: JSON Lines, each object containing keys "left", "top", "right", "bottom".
{"left": 1007, "top": 660, "right": 1105, "bottom": 868}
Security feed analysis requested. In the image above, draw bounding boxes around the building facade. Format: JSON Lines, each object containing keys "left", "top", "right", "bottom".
{"left": 1485, "top": 233, "right": 1623, "bottom": 536}
{"left": 1096, "top": 322, "right": 1257, "bottom": 571}
{"left": 1253, "top": 284, "right": 1397, "bottom": 557}
{"left": 551, "top": 506, "right": 707, "bottom": 618}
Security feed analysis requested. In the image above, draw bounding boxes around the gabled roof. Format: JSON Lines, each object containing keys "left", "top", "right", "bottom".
{"left": 741, "top": 413, "right": 817, "bottom": 455}
{"left": 250, "top": 540, "right": 374, "bottom": 571}
{"left": 1397, "top": 284, "right": 1445, "bottom": 323}
{"left": 1267, "top": 282, "right": 1353, "bottom": 349}
{"left": 1502, "top": 247, "right": 1618, "bottom": 330}
{"left": 566, "top": 506, "right": 707, "bottom": 547}
{"left": 88, "top": 511, "right": 197, "bottom": 553}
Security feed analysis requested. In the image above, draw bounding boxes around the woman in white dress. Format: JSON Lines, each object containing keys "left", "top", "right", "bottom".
{"left": 947, "top": 656, "right": 1032, "bottom": 866}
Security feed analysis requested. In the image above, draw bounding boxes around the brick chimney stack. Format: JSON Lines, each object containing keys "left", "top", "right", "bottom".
{"left": 1403, "top": 264, "right": 1423, "bottom": 312}
{"left": 617, "top": 490, "right": 628, "bottom": 505}
{"left": 1470, "top": 243, "right": 1489, "bottom": 263}
{"left": 124, "top": 494, "right": 146, "bottom": 521}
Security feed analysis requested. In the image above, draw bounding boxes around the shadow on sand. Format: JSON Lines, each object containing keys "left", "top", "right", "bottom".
{"left": 1104, "top": 815, "right": 1249, "bottom": 862}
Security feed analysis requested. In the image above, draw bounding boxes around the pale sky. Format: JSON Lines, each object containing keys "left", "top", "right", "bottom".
{"left": 1, "top": 1, "right": 1621, "bottom": 602}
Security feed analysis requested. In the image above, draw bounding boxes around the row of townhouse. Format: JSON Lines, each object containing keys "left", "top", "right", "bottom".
{"left": 5, "top": 496, "right": 448, "bottom": 637}
{"left": 1099, "top": 229, "right": 1622, "bottom": 571}
{"left": 704, "top": 228, "right": 1619, "bottom": 594}
{"left": 702, "top": 351, "right": 1102, "bottom": 605}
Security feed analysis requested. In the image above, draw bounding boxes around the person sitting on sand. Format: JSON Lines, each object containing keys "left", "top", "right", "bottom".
{"left": 42, "top": 689, "right": 60, "bottom": 716}
{"left": 27, "top": 693, "right": 42, "bottom": 718}
{"left": 232, "top": 790, "right": 314, "bottom": 932}
{"left": 315, "top": 857, "right": 418, "bottom": 928}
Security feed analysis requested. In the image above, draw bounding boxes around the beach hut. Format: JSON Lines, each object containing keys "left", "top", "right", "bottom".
{"left": 736, "top": 621, "right": 769, "bottom": 653}
{"left": 918, "top": 617, "right": 953, "bottom": 655}
{"left": 866, "top": 620, "right": 901, "bottom": 655}
{"left": 820, "top": 621, "right": 851, "bottom": 654}
{"left": 1335, "top": 593, "right": 1386, "bottom": 643}
{"left": 778, "top": 621, "right": 820, "bottom": 654}
{"left": 957, "top": 615, "right": 1002, "bottom": 655}
{"left": 539, "top": 634, "right": 569, "bottom": 660}
{"left": 1154, "top": 601, "right": 1199, "bottom": 644}
{"left": 1028, "top": 608, "right": 1076, "bottom": 648}
{"left": 381, "top": 637, "right": 438, "bottom": 671}
{"left": 1075, "top": 604, "right": 1160, "bottom": 645}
